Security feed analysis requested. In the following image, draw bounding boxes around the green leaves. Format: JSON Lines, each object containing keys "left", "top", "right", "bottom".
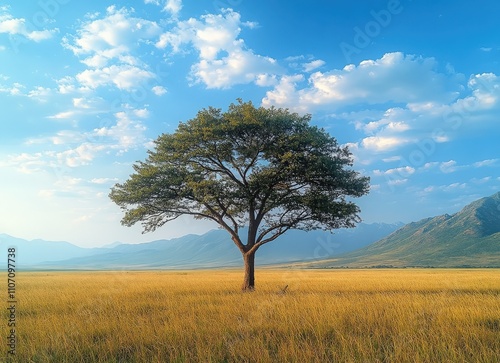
{"left": 109, "top": 100, "right": 370, "bottom": 248}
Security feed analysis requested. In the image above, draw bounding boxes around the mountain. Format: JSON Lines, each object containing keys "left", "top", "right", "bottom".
{"left": 303, "top": 192, "right": 500, "bottom": 268}
{"left": 0, "top": 234, "right": 104, "bottom": 265}
{"left": 0, "top": 222, "right": 401, "bottom": 269}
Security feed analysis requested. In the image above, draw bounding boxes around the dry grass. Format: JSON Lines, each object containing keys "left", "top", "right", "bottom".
{"left": 3, "top": 269, "right": 500, "bottom": 362}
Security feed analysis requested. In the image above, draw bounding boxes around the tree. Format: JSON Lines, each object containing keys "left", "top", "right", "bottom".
{"left": 109, "top": 100, "right": 370, "bottom": 291}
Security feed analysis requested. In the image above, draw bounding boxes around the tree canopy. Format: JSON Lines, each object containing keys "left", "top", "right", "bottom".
{"left": 110, "top": 100, "right": 370, "bottom": 290}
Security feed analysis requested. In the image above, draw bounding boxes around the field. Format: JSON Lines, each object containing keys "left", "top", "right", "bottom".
{"left": 3, "top": 269, "right": 500, "bottom": 362}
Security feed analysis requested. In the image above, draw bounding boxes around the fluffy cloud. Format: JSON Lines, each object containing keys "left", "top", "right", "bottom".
{"left": 0, "top": 7, "right": 57, "bottom": 42}
{"left": 152, "top": 85, "right": 167, "bottom": 95}
{"left": 422, "top": 160, "right": 458, "bottom": 174}
{"left": 156, "top": 9, "right": 280, "bottom": 88}
{"left": 263, "top": 52, "right": 461, "bottom": 111}
{"left": 64, "top": 6, "right": 161, "bottom": 67}
{"left": 92, "top": 108, "right": 148, "bottom": 154}
{"left": 361, "top": 136, "right": 410, "bottom": 152}
{"left": 63, "top": 6, "right": 162, "bottom": 91}
{"left": 145, "top": 0, "right": 182, "bottom": 17}
{"left": 56, "top": 143, "right": 105, "bottom": 167}
{"left": 0, "top": 81, "right": 24, "bottom": 95}
{"left": 269, "top": 52, "right": 500, "bottom": 164}
{"left": 27, "top": 86, "right": 51, "bottom": 101}
{"left": 76, "top": 64, "right": 156, "bottom": 91}
{"left": 261, "top": 74, "right": 306, "bottom": 111}
{"left": 303, "top": 59, "right": 325, "bottom": 72}
{"left": 0, "top": 82, "right": 51, "bottom": 101}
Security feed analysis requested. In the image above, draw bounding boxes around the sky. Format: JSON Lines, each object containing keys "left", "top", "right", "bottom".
{"left": 1, "top": 0, "right": 499, "bottom": 247}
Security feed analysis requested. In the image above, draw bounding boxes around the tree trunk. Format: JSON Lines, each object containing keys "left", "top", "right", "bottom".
{"left": 241, "top": 250, "right": 256, "bottom": 292}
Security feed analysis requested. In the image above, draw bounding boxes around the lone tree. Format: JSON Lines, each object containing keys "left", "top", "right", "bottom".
{"left": 110, "top": 100, "right": 369, "bottom": 291}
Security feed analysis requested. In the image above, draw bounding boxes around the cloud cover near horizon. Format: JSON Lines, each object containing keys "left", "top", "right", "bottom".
{"left": 1, "top": 0, "right": 499, "bottom": 246}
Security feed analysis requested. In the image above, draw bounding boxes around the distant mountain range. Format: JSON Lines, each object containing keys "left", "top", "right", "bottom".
{"left": 5, "top": 192, "right": 499, "bottom": 270}
{"left": 301, "top": 191, "right": 500, "bottom": 268}
{"left": 0, "top": 222, "right": 401, "bottom": 269}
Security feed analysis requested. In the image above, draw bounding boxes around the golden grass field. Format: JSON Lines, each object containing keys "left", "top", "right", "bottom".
{"left": 3, "top": 269, "right": 500, "bottom": 362}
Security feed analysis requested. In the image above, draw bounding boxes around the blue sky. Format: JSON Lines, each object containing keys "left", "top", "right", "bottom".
{"left": 1, "top": 0, "right": 499, "bottom": 247}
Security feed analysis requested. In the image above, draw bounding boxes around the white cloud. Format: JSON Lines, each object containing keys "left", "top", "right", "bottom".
{"left": 421, "top": 161, "right": 461, "bottom": 174}
{"left": 145, "top": 0, "right": 182, "bottom": 17}
{"left": 156, "top": 9, "right": 280, "bottom": 89}
{"left": 47, "top": 111, "right": 78, "bottom": 120}
{"left": 270, "top": 54, "right": 500, "bottom": 162}
{"left": 361, "top": 136, "right": 410, "bottom": 152}
{"left": 27, "top": 86, "right": 51, "bottom": 101}
{"left": 55, "top": 176, "right": 83, "bottom": 188}
{"left": 439, "top": 160, "right": 457, "bottom": 173}
{"left": 422, "top": 162, "right": 439, "bottom": 170}
{"left": 387, "top": 179, "right": 407, "bottom": 186}
{"left": 0, "top": 8, "right": 58, "bottom": 42}
{"left": 471, "top": 176, "right": 492, "bottom": 184}
{"left": 442, "top": 183, "right": 467, "bottom": 191}
{"left": 56, "top": 143, "right": 105, "bottom": 167}
{"left": 423, "top": 183, "right": 468, "bottom": 194}
{"left": 382, "top": 156, "right": 401, "bottom": 163}
{"left": 90, "top": 178, "right": 119, "bottom": 184}
{"left": 56, "top": 76, "right": 76, "bottom": 94}
{"left": 473, "top": 159, "right": 499, "bottom": 167}
{"left": 255, "top": 73, "right": 278, "bottom": 87}
{"left": 73, "top": 98, "right": 91, "bottom": 109}
{"left": 0, "top": 83, "right": 53, "bottom": 101}
{"left": 64, "top": 6, "right": 161, "bottom": 66}
{"left": 263, "top": 52, "right": 461, "bottom": 111}
{"left": 26, "top": 130, "right": 85, "bottom": 146}
{"left": 92, "top": 108, "right": 148, "bottom": 153}
{"left": 261, "top": 74, "right": 306, "bottom": 111}
{"left": 44, "top": 97, "right": 108, "bottom": 123}
{"left": 164, "top": 0, "right": 182, "bottom": 17}
{"left": 152, "top": 85, "right": 167, "bottom": 95}
{"left": 356, "top": 107, "right": 411, "bottom": 135}
{"left": 76, "top": 64, "right": 155, "bottom": 90}
{"left": 0, "top": 152, "right": 46, "bottom": 173}
{"left": 466, "top": 73, "right": 500, "bottom": 109}
{"left": 64, "top": 6, "right": 161, "bottom": 91}
{"left": 55, "top": 76, "right": 95, "bottom": 95}
{"left": 48, "top": 108, "right": 149, "bottom": 167}
{"left": 10, "top": 106, "right": 149, "bottom": 173}
{"left": 374, "top": 166, "right": 415, "bottom": 177}
{"left": 0, "top": 82, "right": 25, "bottom": 95}
{"left": 303, "top": 59, "right": 325, "bottom": 72}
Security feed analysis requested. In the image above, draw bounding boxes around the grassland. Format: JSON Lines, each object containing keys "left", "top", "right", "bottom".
{"left": 3, "top": 269, "right": 500, "bottom": 362}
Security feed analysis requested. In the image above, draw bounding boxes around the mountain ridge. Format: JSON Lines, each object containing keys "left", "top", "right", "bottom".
{"left": 301, "top": 191, "right": 500, "bottom": 268}
{"left": 0, "top": 222, "right": 401, "bottom": 269}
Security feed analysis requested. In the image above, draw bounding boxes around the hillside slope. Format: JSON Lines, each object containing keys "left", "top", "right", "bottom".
{"left": 305, "top": 192, "right": 500, "bottom": 268}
